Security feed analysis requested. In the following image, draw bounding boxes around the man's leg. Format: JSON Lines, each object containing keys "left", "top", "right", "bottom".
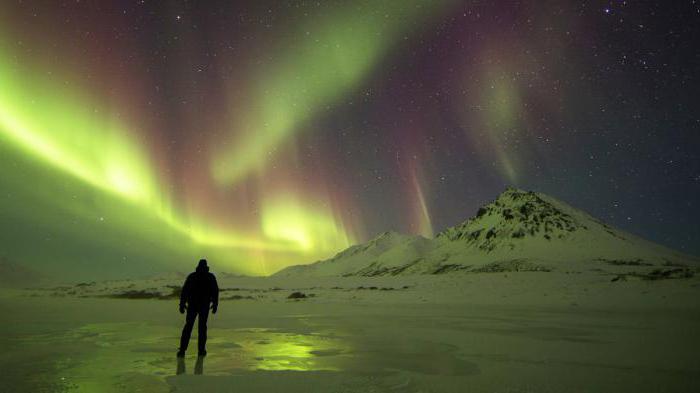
{"left": 197, "top": 306, "right": 210, "bottom": 355}
{"left": 179, "top": 308, "right": 197, "bottom": 353}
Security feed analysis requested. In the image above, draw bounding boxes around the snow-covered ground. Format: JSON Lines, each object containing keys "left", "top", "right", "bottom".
{"left": 17, "top": 262, "right": 700, "bottom": 308}
{"left": 2, "top": 268, "right": 700, "bottom": 392}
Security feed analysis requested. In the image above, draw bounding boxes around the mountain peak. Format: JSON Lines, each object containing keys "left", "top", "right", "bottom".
{"left": 0, "top": 257, "right": 45, "bottom": 288}
{"left": 371, "top": 230, "right": 407, "bottom": 241}
{"left": 437, "top": 188, "right": 588, "bottom": 250}
{"left": 495, "top": 186, "right": 540, "bottom": 204}
{"left": 375, "top": 230, "right": 401, "bottom": 238}
{"left": 501, "top": 185, "right": 528, "bottom": 194}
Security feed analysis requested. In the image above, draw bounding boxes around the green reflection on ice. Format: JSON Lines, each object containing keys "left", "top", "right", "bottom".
{"left": 19, "top": 323, "right": 351, "bottom": 392}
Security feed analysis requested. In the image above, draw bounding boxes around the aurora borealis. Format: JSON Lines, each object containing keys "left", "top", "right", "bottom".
{"left": 1, "top": 1, "right": 699, "bottom": 279}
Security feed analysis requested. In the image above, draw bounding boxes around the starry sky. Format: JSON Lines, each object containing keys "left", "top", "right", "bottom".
{"left": 0, "top": 1, "right": 698, "bottom": 279}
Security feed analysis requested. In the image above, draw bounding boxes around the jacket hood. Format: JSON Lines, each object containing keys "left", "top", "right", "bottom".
{"left": 196, "top": 259, "right": 209, "bottom": 273}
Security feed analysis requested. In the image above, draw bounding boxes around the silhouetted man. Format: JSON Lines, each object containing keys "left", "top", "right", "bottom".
{"left": 177, "top": 259, "right": 219, "bottom": 357}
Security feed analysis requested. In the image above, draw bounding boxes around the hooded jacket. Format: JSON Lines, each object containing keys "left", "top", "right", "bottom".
{"left": 179, "top": 263, "right": 219, "bottom": 309}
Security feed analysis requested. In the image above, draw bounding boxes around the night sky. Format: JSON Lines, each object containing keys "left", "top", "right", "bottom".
{"left": 1, "top": 1, "right": 699, "bottom": 279}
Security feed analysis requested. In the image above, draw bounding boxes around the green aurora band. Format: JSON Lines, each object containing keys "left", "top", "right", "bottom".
{"left": 211, "top": 0, "right": 455, "bottom": 185}
{"left": 0, "top": 41, "right": 351, "bottom": 276}
{"left": 0, "top": 1, "right": 456, "bottom": 278}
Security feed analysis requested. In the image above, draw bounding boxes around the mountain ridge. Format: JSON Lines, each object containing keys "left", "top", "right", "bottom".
{"left": 273, "top": 188, "right": 698, "bottom": 277}
{"left": 0, "top": 257, "right": 46, "bottom": 288}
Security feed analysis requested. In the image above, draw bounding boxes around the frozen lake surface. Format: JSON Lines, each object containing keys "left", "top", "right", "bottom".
{"left": 1, "top": 284, "right": 699, "bottom": 393}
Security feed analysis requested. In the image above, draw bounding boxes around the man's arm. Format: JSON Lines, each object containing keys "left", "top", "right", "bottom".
{"left": 211, "top": 274, "right": 219, "bottom": 314}
{"left": 179, "top": 276, "right": 190, "bottom": 313}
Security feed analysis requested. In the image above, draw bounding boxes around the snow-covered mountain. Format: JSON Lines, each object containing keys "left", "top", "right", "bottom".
{"left": 275, "top": 231, "right": 433, "bottom": 277}
{"left": 0, "top": 257, "right": 45, "bottom": 288}
{"left": 273, "top": 188, "right": 698, "bottom": 277}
